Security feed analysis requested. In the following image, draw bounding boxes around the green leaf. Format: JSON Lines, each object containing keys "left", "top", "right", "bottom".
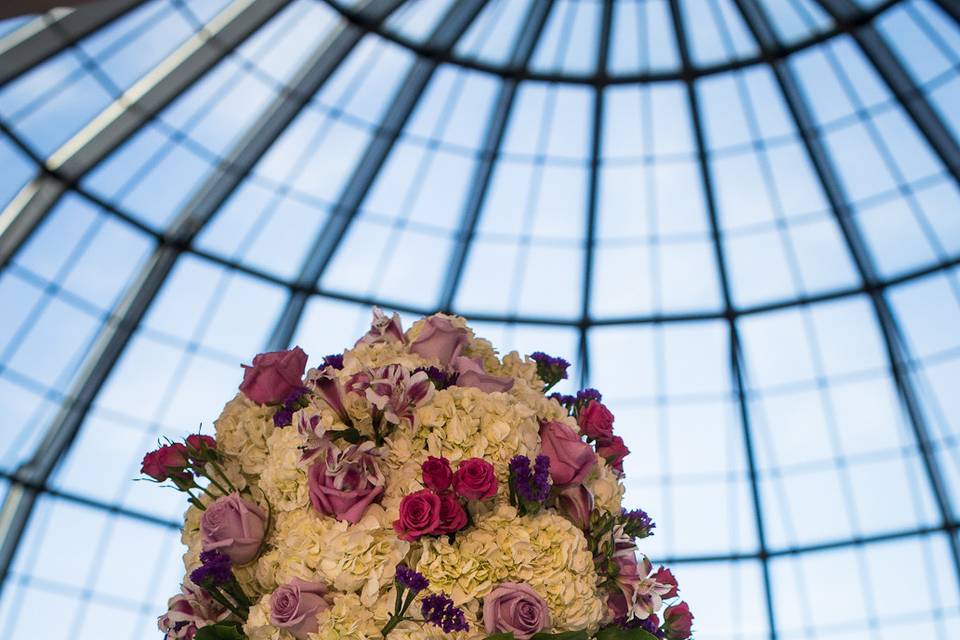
{"left": 194, "top": 621, "right": 245, "bottom": 640}
{"left": 484, "top": 634, "right": 515, "bottom": 640}
{"left": 595, "top": 626, "right": 658, "bottom": 640}
{"left": 338, "top": 427, "right": 362, "bottom": 444}
{"left": 531, "top": 631, "right": 589, "bottom": 640}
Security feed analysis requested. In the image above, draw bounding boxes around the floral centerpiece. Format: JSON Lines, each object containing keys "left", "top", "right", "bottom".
{"left": 145, "top": 310, "right": 694, "bottom": 640}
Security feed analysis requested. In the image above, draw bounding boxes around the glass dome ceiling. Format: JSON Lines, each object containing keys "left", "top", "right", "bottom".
{"left": 0, "top": 0, "right": 959, "bottom": 637}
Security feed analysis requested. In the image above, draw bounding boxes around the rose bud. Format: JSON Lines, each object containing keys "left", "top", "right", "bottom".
{"left": 597, "top": 435, "right": 630, "bottom": 475}
{"left": 239, "top": 346, "right": 308, "bottom": 405}
{"left": 185, "top": 434, "right": 217, "bottom": 463}
{"left": 452, "top": 458, "right": 498, "bottom": 500}
{"left": 393, "top": 489, "right": 442, "bottom": 541}
{"left": 421, "top": 456, "right": 453, "bottom": 492}
{"left": 577, "top": 400, "right": 615, "bottom": 442}
{"left": 409, "top": 315, "right": 468, "bottom": 366}
{"left": 141, "top": 443, "right": 191, "bottom": 483}
{"left": 452, "top": 356, "right": 514, "bottom": 393}
{"left": 200, "top": 493, "right": 267, "bottom": 564}
{"left": 269, "top": 579, "right": 330, "bottom": 640}
{"left": 308, "top": 441, "right": 385, "bottom": 524}
{"left": 538, "top": 421, "right": 596, "bottom": 486}
{"left": 556, "top": 483, "right": 594, "bottom": 530}
{"left": 435, "top": 492, "right": 468, "bottom": 535}
{"left": 483, "top": 582, "right": 551, "bottom": 640}
{"left": 654, "top": 566, "right": 679, "bottom": 599}
{"left": 663, "top": 602, "right": 694, "bottom": 639}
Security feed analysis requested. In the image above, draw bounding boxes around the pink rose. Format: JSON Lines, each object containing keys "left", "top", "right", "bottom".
{"left": 435, "top": 491, "right": 468, "bottom": 535}
{"left": 200, "top": 493, "right": 267, "bottom": 564}
{"left": 483, "top": 582, "right": 551, "bottom": 639}
{"left": 141, "top": 443, "right": 190, "bottom": 483}
{"left": 269, "top": 579, "right": 330, "bottom": 640}
{"left": 538, "top": 421, "right": 596, "bottom": 486}
{"left": 239, "top": 346, "right": 308, "bottom": 404}
{"left": 597, "top": 435, "right": 630, "bottom": 474}
{"left": 393, "top": 489, "right": 441, "bottom": 541}
{"left": 308, "top": 441, "right": 385, "bottom": 524}
{"left": 578, "top": 400, "right": 614, "bottom": 442}
{"left": 663, "top": 602, "right": 694, "bottom": 639}
{"left": 452, "top": 458, "right": 498, "bottom": 500}
{"left": 653, "top": 566, "right": 678, "bottom": 599}
{"left": 556, "top": 483, "right": 594, "bottom": 530}
{"left": 452, "top": 356, "right": 514, "bottom": 393}
{"left": 185, "top": 434, "right": 216, "bottom": 464}
{"left": 410, "top": 315, "right": 468, "bottom": 366}
{"left": 422, "top": 456, "right": 453, "bottom": 492}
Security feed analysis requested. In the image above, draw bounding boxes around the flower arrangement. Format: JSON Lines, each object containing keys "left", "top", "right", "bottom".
{"left": 146, "top": 309, "right": 694, "bottom": 640}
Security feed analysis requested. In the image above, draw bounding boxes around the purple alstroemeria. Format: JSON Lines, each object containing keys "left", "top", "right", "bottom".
{"left": 307, "top": 369, "right": 352, "bottom": 426}
{"left": 355, "top": 307, "right": 404, "bottom": 347}
{"left": 350, "top": 365, "right": 434, "bottom": 428}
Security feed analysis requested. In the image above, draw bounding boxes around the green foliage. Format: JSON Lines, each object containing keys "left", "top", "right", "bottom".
{"left": 194, "top": 621, "right": 245, "bottom": 640}
{"left": 595, "top": 626, "right": 659, "bottom": 640}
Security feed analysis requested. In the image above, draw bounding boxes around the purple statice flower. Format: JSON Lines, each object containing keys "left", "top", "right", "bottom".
{"left": 414, "top": 366, "right": 458, "bottom": 391}
{"left": 548, "top": 392, "right": 576, "bottom": 411}
{"left": 617, "top": 615, "right": 665, "bottom": 638}
{"left": 421, "top": 593, "right": 469, "bottom": 633}
{"left": 273, "top": 387, "right": 309, "bottom": 428}
{"left": 510, "top": 455, "right": 551, "bottom": 505}
{"left": 622, "top": 507, "right": 656, "bottom": 539}
{"left": 190, "top": 550, "right": 232, "bottom": 587}
{"left": 530, "top": 352, "right": 570, "bottom": 391}
{"left": 322, "top": 353, "right": 344, "bottom": 370}
{"left": 273, "top": 407, "right": 294, "bottom": 428}
{"left": 395, "top": 565, "right": 429, "bottom": 594}
{"left": 531, "top": 455, "right": 551, "bottom": 502}
{"left": 576, "top": 388, "right": 602, "bottom": 404}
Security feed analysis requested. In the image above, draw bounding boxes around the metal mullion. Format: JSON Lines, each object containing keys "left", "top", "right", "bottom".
{"left": 267, "top": 0, "right": 488, "bottom": 351}
{"left": 668, "top": 1, "right": 778, "bottom": 638}
{"left": 0, "top": 0, "right": 293, "bottom": 272}
{"left": 931, "top": 0, "right": 960, "bottom": 26}
{"left": 437, "top": 0, "right": 554, "bottom": 313}
{"left": 816, "top": 0, "right": 960, "bottom": 185}
{"left": 0, "top": 0, "right": 146, "bottom": 88}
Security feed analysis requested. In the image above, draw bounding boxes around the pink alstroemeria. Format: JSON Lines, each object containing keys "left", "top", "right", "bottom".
{"left": 349, "top": 365, "right": 434, "bottom": 428}
{"left": 355, "top": 307, "right": 404, "bottom": 347}
{"left": 610, "top": 531, "right": 674, "bottom": 621}
{"left": 452, "top": 356, "right": 514, "bottom": 393}
{"left": 158, "top": 581, "right": 229, "bottom": 640}
{"left": 306, "top": 367, "right": 352, "bottom": 427}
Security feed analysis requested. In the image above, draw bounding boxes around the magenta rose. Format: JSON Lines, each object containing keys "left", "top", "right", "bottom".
{"left": 308, "top": 441, "right": 385, "bottom": 524}
{"left": 597, "top": 435, "right": 630, "bottom": 474}
{"left": 555, "top": 483, "right": 594, "bottom": 530}
{"left": 538, "top": 421, "right": 596, "bottom": 486}
{"left": 269, "top": 579, "right": 330, "bottom": 640}
{"left": 452, "top": 458, "right": 498, "bottom": 500}
{"left": 422, "top": 456, "right": 453, "bottom": 492}
{"left": 654, "top": 566, "right": 679, "bottom": 599}
{"left": 483, "top": 582, "right": 551, "bottom": 639}
{"left": 239, "top": 346, "right": 308, "bottom": 404}
{"left": 663, "top": 602, "right": 694, "bottom": 639}
{"left": 393, "top": 489, "right": 442, "bottom": 541}
{"left": 141, "top": 443, "right": 190, "bottom": 482}
{"left": 200, "top": 493, "right": 267, "bottom": 564}
{"left": 452, "top": 356, "right": 514, "bottom": 393}
{"left": 435, "top": 491, "right": 468, "bottom": 535}
{"left": 577, "top": 400, "right": 615, "bottom": 442}
{"left": 410, "top": 315, "right": 468, "bottom": 366}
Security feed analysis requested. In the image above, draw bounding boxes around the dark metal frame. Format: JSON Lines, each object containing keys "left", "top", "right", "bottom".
{"left": 1, "top": 0, "right": 959, "bottom": 636}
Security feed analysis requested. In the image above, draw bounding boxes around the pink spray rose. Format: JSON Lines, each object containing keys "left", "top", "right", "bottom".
{"left": 653, "top": 566, "right": 679, "bottom": 599}
{"left": 393, "top": 489, "right": 442, "bottom": 541}
{"left": 410, "top": 315, "right": 469, "bottom": 366}
{"left": 452, "top": 458, "right": 498, "bottom": 500}
{"left": 597, "top": 435, "right": 630, "bottom": 474}
{"left": 269, "top": 579, "right": 330, "bottom": 640}
{"left": 307, "top": 440, "right": 385, "bottom": 524}
{"left": 435, "top": 491, "right": 468, "bottom": 535}
{"left": 555, "top": 483, "right": 595, "bottom": 530}
{"left": 577, "top": 400, "right": 615, "bottom": 442}
{"left": 200, "top": 493, "right": 267, "bottom": 564}
{"left": 483, "top": 582, "right": 551, "bottom": 639}
{"left": 452, "top": 356, "right": 514, "bottom": 393}
{"left": 421, "top": 456, "right": 453, "bottom": 492}
{"left": 538, "top": 421, "right": 596, "bottom": 486}
{"left": 239, "top": 346, "right": 308, "bottom": 404}
{"left": 663, "top": 602, "right": 694, "bottom": 639}
{"left": 141, "top": 443, "right": 190, "bottom": 483}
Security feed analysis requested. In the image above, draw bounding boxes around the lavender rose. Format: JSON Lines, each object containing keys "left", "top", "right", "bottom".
{"left": 269, "top": 579, "right": 329, "bottom": 640}
{"left": 410, "top": 315, "right": 468, "bottom": 366}
{"left": 483, "top": 582, "right": 551, "bottom": 639}
{"left": 452, "top": 356, "right": 514, "bottom": 393}
{"left": 538, "top": 420, "right": 596, "bottom": 486}
{"left": 239, "top": 346, "right": 308, "bottom": 404}
{"left": 308, "top": 441, "right": 385, "bottom": 524}
{"left": 200, "top": 493, "right": 266, "bottom": 564}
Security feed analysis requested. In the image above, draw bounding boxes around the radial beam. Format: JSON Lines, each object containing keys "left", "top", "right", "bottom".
{"left": 0, "top": 0, "right": 406, "bottom": 592}
{"left": 932, "top": 0, "right": 960, "bottom": 24}
{"left": 815, "top": 0, "right": 960, "bottom": 185}
{"left": 0, "top": 0, "right": 145, "bottom": 87}
{"left": 668, "top": 1, "right": 779, "bottom": 637}
{"left": 437, "top": 0, "right": 555, "bottom": 312}
{"left": 0, "top": 0, "right": 292, "bottom": 272}
{"left": 267, "top": 0, "right": 488, "bottom": 350}
{"left": 737, "top": 0, "right": 960, "bottom": 594}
